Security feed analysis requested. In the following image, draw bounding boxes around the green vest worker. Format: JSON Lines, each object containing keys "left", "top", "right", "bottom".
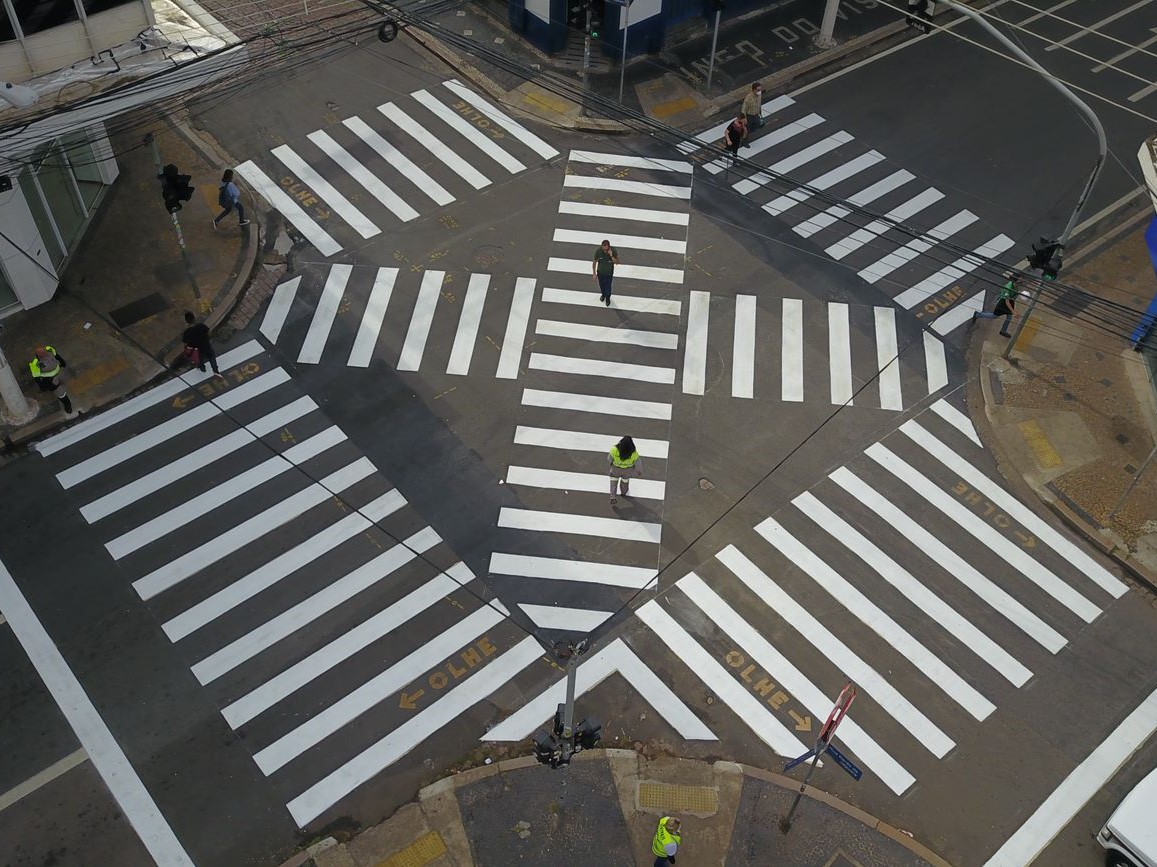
{"left": 29, "top": 344, "right": 74, "bottom": 416}
{"left": 652, "top": 815, "right": 681, "bottom": 865}
{"left": 608, "top": 435, "right": 641, "bottom": 504}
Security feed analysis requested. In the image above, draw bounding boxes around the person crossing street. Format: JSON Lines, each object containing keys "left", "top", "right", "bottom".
{"left": 972, "top": 274, "right": 1021, "bottom": 337}
{"left": 652, "top": 815, "right": 681, "bottom": 865}
{"left": 593, "top": 239, "right": 620, "bottom": 306}
{"left": 608, "top": 435, "right": 641, "bottom": 504}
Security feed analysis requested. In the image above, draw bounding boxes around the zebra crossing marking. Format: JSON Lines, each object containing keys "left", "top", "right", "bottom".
{"left": 236, "top": 161, "right": 342, "bottom": 257}
{"left": 733, "top": 130, "right": 854, "bottom": 195}
{"left": 342, "top": 115, "right": 455, "bottom": 205}
{"left": 542, "top": 286, "right": 682, "bottom": 316}
{"left": 349, "top": 267, "right": 398, "bottom": 368}
{"left": 733, "top": 294, "right": 756, "bottom": 399}
{"left": 930, "top": 398, "right": 981, "bottom": 446}
{"left": 442, "top": 78, "right": 559, "bottom": 160}
{"left": 299, "top": 265, "right": 352, "bottom": 365}
{"left": 874, "top": 308, "right": 903, "bottom": 412}
{"left": 483, "top": 639, "right": 715, "bottom": 742}
{"left": 858, "top": 209, "right": 978, "bottom": 284}
{"left": 505, "top": 464, "right": 666, "bottom": 499}
{"left": 793, "top": 169, "right": 914, "bottom": 240}
{"left": 558, "top": 200, "right": 690, "bottom": 226}
{"left": 535, "top": 319, "right": 680, "bottom": 350}
{"left": 513, "top": 425, "right": 670, "bottom": 458}
{"left": 763, "top": 151, "right": 883, "bottom": 217}
{"left": 261, "top": 277, "right": 300, "bottom": 344}
{"left": 562, "top": 174, "right": 692, "bottom": 199}
{"left": 547, "top": 257, "right": 685, "bottom": 284}
{"left": 378, "top": 102, "right": 490, "bottom": 189}
{"left": 828, "top": 302, "right": 853, "bottom": 405}
{"left": 496, "top": 277, "right": 536, "bottom": 379}
{"left": 272, "top": 145, "right": 378, "bottom": 240}
{"left": 895, "top": 234, "right": 1015, "bottom": 310}
{"left": 413, "top": 89, "right": 526, "bottom": 174}
{"left": 446, "top": 273, "right": 490, "bottom": 375}
{"left": 827, "top": 187, "right": 944, "bottom": 261}
{"left": 924, "top": 333, "right": 949, "bottom": 394}
{"left": 782, "top": 298, "right": 804, "bottom": 402}
{"left": 552, "top": 227, "right": 687, "bottom": 255}
{"left": 680, "top": 93, "right": 795, "bottom": 154}
{"left": 518, "top": 603, "right": 612, "bottom": 631}
{"left": 488, "top": 552, "right": 656, "bottom": 589}
{"left": 497, "top": 507, "right": 663, "bottom": 544}
{"left": 568, "top": 149, "right": 692, "bottom": 173}
{"left": 397, "top": 270, "right": 444, "bottom": 372}
{"left": 306, "top": 130, "right": 418, "bottom": 223}
{"left": 706, "top": 112, "right": 824, "bottom": 175}
{"left": 528, "top": 352, "right": 677, "bottom": 385}
{"left": 521, "top": 388, "right": 673, "bottom": 420}
{"left": 682, "top": 291, "right": 710, "bottom": 397}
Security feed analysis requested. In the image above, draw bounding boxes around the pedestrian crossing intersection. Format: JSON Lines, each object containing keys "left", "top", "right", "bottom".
{"left": 487, "top": 398, "right": 1130, "bottom": 798}
{"left": 32, "top": 342, "right": 551, "bottom": 829}
{"left": 235, "top": 78, "right": 559, "bottom": 257}
{"left": 679, "top": 95, "right": 1015, "bottom": 336}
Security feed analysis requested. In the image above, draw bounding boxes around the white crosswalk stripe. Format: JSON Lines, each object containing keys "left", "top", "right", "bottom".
{"left": 37, "top": 351, "right": 548, "bottom": 828}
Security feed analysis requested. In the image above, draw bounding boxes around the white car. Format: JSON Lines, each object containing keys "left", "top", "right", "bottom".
{"left": 1099, "top": 766, "right": 1157, "bottom": 867}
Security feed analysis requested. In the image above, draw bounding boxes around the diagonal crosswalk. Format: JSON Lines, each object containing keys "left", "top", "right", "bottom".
{"left": 236, "top": 78, "right": 559, "bottom": 257}
{"left": 32, "top": 342, "right": 552, "bottom": 829}
{"left": 680, "top": 95, "right": 1015, "bottom": 334}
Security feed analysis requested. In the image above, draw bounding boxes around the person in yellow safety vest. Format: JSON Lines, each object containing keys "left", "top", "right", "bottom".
{"left": 29, "top": 345, "right": 74, "bottom": 416}
{"left": 652, "top": 815, "right": 681, "bottom": 865}
{"left": 608, "top": 435, "right": 641, "bottom": 505}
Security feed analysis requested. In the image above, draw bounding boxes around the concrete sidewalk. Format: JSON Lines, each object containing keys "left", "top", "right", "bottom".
{"left": 290, "top": 750, "right": 950, "bottom": 867}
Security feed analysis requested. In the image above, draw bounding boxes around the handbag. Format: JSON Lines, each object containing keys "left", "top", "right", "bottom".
{"left": 183, "top": 345, "right": 202, "bottom": 366}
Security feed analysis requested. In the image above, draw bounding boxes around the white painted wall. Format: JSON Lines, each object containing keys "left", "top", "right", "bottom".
{"left": 526, "top": 0, "right": 551, "bottom": 23}
{"left": 0, "top": 177, "right": 58, "bottom": 309}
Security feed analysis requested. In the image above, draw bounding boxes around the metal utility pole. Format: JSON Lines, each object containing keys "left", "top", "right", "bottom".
{"left": 932, "top": 2, "right": 1106, "bottom": 359}
{"left": 817, "top": 0, "right": 840, "bottom": 49}
{"left": 581, "top": 1, "right": 593, "bottom": 92}
{"left": 781, "top": 683, "right": 859, "bottom": 833}
{"left": 0, "top": 340, "right": 37, "bottom": 425}
{"left": 617, "top": 0, "right": 632, "bottom": 104}
{"left": 145, "top": 133, "right": 203, "bottom": 301}
{"left": 705, "top": 3, "right": 722, "bottom": 90}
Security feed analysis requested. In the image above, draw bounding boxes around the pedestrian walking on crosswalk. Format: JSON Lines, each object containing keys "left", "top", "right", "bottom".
{"left": 723, "top": 113, "right": 748, "bottom": 162}
{"left": 972, "top": 275, "right": 1020, "bottom": 338}
{"left": 593, "top": 239, "right": 620, "bottom": 306}
{"left": 213, "top": 169, "right": 251, "bottom": 230}
{"left": 742, "top": 82, "right": 765, "bottom": 130}
{"left": 182, "top": 311, "right": 224, "bottom": 379}
{"left": 651, "top": 816, "right": 681, "bottom": 866}
{"left": 609, "top": 436, "right": 641, "bottom": 504}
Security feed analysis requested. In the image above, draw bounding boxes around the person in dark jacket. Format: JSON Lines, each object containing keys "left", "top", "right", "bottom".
{"left": 182, "top": 311, "right": 224, "bottom": 378}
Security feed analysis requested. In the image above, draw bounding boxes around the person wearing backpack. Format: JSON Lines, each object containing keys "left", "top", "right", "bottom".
{"left": 213, "top": 168, "right": 250, "bottom": 230}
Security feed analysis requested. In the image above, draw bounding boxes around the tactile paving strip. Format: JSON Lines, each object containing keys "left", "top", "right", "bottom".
{"left": 637, "top": 782, "right": 718, "bottom": 814}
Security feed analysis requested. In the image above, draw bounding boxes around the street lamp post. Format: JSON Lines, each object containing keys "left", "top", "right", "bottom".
{"left": 935, "top": 2, "right": 1106, "bottom": 360}
{"left": 606, "top": 0, "right": 633, "bottom": 104}
{"left": 817, "top": 0, "right": 840, "bottom": 49}
{"left": 706, "top": 5, "right": 722, "bottom": 90}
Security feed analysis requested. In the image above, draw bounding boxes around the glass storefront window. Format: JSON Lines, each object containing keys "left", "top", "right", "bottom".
{"left": 31, "top": 142, "right": 86, "bottom": 254}
{"left": 83, "top": 0, "right": 138, "bottom": 13}
{"left": 61, "top": 130, "right": 103, "bottom": 210}
{"left": 11, "top": 0, "right": 79, "bottom": 37}
{"left": 17, "top": 166, "right": 65, "bottom": 268}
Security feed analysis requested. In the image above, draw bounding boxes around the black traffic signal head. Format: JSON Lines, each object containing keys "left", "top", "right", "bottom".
{"left": 1028, "top": 238, "right": 1062, "bottom": 279}
{"left": 158, "top": 163, "right": 194, "bottom": 213}
{"left": 574, "top": 717, "right": 602, "bottom": 751}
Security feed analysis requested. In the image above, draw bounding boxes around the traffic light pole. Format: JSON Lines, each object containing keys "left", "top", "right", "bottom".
{"left": 706, "top": 9, "right": 722, "bottom": 90}
{"left": 146, "top": 133, "right": 203, "bottom": 301}
{"left": 935, "top": 3, "right": 1106, "bottom": 360}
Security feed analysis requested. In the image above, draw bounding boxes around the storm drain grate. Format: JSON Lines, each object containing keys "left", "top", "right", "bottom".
{"left": 637, "top": 782, "right": 718, "bottom": 814}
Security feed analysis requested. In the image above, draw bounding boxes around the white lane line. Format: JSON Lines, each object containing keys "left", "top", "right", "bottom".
{"left": 637, "top": 599, "right": 811, "bottom": 758}
{"left": 107, "top": 426, "right": 345, "bottom": 560}
{"left": 826, "top": 187, "right": 944, "bottom": 260}
{"left": 299, "top": 264, "right": 352, "bottom": 365}
{"left": 541, "top": 286, "right": 682, "bottom": 316}
{"left": 562, "top": 175, "right": 691, "bottom": 199}
{"left": 706, "top": 112, "right": 825, "bottom": 175}
{"left": 348, "top": 267, "right": 398, "bottom": 368}
{"left": 506, "top": 465, "right": 665, "bottom": 499}
{"left": 867, "top": 443, "right": 1102, "bottom": 622}
{"left": 682, "top": 290, "right": 710, "bottom": 396}
{"left": 924, "top": 332, "right": 949, "bottom": 394}
{"left": 757, "top": 517, "right": 997, "bottom": 721}
{"left": 718, "top": 546, "right": 958, "bottom": 757}
{"left": 343, "top": 115, "right": 454, "bottom": 205}
{"left": 489, "top": 552, "right": 656, "bottom": 589}
{"left": 378, "top": 102, "right": 489, "bottom": 189}
{"left": 529, "top": 352, "right": 676, "bottom": 385}
{"left": 733, "top": 294, "right": 756, "bottom": 399}
{"left": 832, "top": 467, "right": 1066, "bottom": 653}
{"left": 34, "top": 342, "right": 264, "bottom": 458}
{"left": 193, "top": 527, "right": 441, "bottom": 685}
{"left": 397, "top": 269, "right": 444, "bottom": 372}
{"left": 900, "top": 420, "right": 1127, "bottom": 599}
{"left": 679, "top": 94, "right": 795, "bottom": 152}
{"left": 522, "top": 388, "right": 672, "bottom": 420}
{"left": 483, "top": 639, "right": 714, "bottom": 741}
{"left": 285, "top": 636, "right": 543, "bottom": 826}
{"left": 794, "top": 169, "right": 914, "bottom": 239}
{"left": 535, "top": 318, "right": 679, "bottom": 350}
{"left": 930, "top": 398, "right": 982, "bottom": 447}
{"left": 80, "top": 397, "right": 315, "bottom": 523}
{"left": 1128, "top": 77, "right": 1157, "bottom": 103}
{"left": 272, "top": 145, "right": 378, "bottom": 239}
{"left": 496, "top": 277, "right": 536, "bottom": 379}
{"left": 413, "top": 88, "right": 526, "bottom": 174}
{"left": 307, "top": 131, "right": 418, "bottom": 222}
{"left": 58, "top": 368, "right": 291, "bottom": 489}
{"left": 164, "top": 489, "right": 407, "bottom": 643}
{"left": 498, "top": 507, "right": 662, "bottom": 544}
{"left": 895, "top": 234, "right": 1015, "bottom": 309}
{"left": 782, "top": 298, "right": 803, "bottom": 402}
{"left": 858, "top": 210, "right": 978, "bottom": 284}
{"left": 443, "top": 78, "right": 559, "bottom": 159}
{"left": 446, "top": 273, "right": 490, "bottom": 375}
{"left": 559, "top": 201, "right": 690, "bottom": 226}
{"left": 1017, "top": 0, "right": 1081, "bottom": 27}
{"left": 514, "top": 426, "right": 669, "bottom": 458}
{"left": 733, "top": 130, "right": 854, "bottom": 194}
{"left": 0, "top": 560, "right": 194, "bottom": 866}
{"left": 828, "top": 302, "right": 853, "bottom": 406}
{"left": 547, "top": 257, "right": 685, "bottom": 285}
{"left": 681, "top": 572, "right": 916, "bottom": 795}
{"left": 236, "top": 161, "right": 341, "bottom": 256}
{"left": 763, "top": 151, "right": 883, "bottom": 217}
{"left": 875, "top": 307, "right": 903, "bottom": 411}
{"left": 132, "top": 458, "right": 374, "bottom": 601}
{"left": 932, "top": 290, "right": 986, "bottom": 336}
{"left": 1096, "top": 28, "right": 1157, "bottom": 73}
{"left": 983, "top": 686, "right": 1157, "bottom": 867}
{"left": 1045, "top": 0, "right": 1150, "bottom": 51}
{"left": 519, "top": 603, "right": 612, "bottom": 631}
{"left": 552, "top": 227, "right": 686, "bottom": 255}
{"left": 220, "top": 559, "right": 462, "bottom": 729}
{"left": 795, "top": 492, "right": 1031, "bottom": 688}
{"left": 568, "top": 149, "right": 692, "bottom": 173}
{"left": 255, "top": 601, "right": 505, "bottom": 776}
{"left": 0, "top": 748, "right": 88, "bottom": 812}
{"left": 260, "top": 277, "right": 300, "bottom": 344}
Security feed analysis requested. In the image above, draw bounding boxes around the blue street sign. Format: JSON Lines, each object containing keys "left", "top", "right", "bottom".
{"left": 824, "top": 743, "right": 863, "bottom": 781}
{"left": 783, "top": 747, "right": 817, "bottom": 773}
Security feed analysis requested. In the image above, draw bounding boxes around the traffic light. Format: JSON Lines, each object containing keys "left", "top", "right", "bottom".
{"left": 907, "top": 0, "right": 934, "bottom": 31}
{"left": 1028, "top": 238, "right": 1062, "bottom": 280}
{"left": 158, "top": 164, "right": 194, "bottom": 213}
{"left": 532, "top": 704, "right": 602, "bottom": 767}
